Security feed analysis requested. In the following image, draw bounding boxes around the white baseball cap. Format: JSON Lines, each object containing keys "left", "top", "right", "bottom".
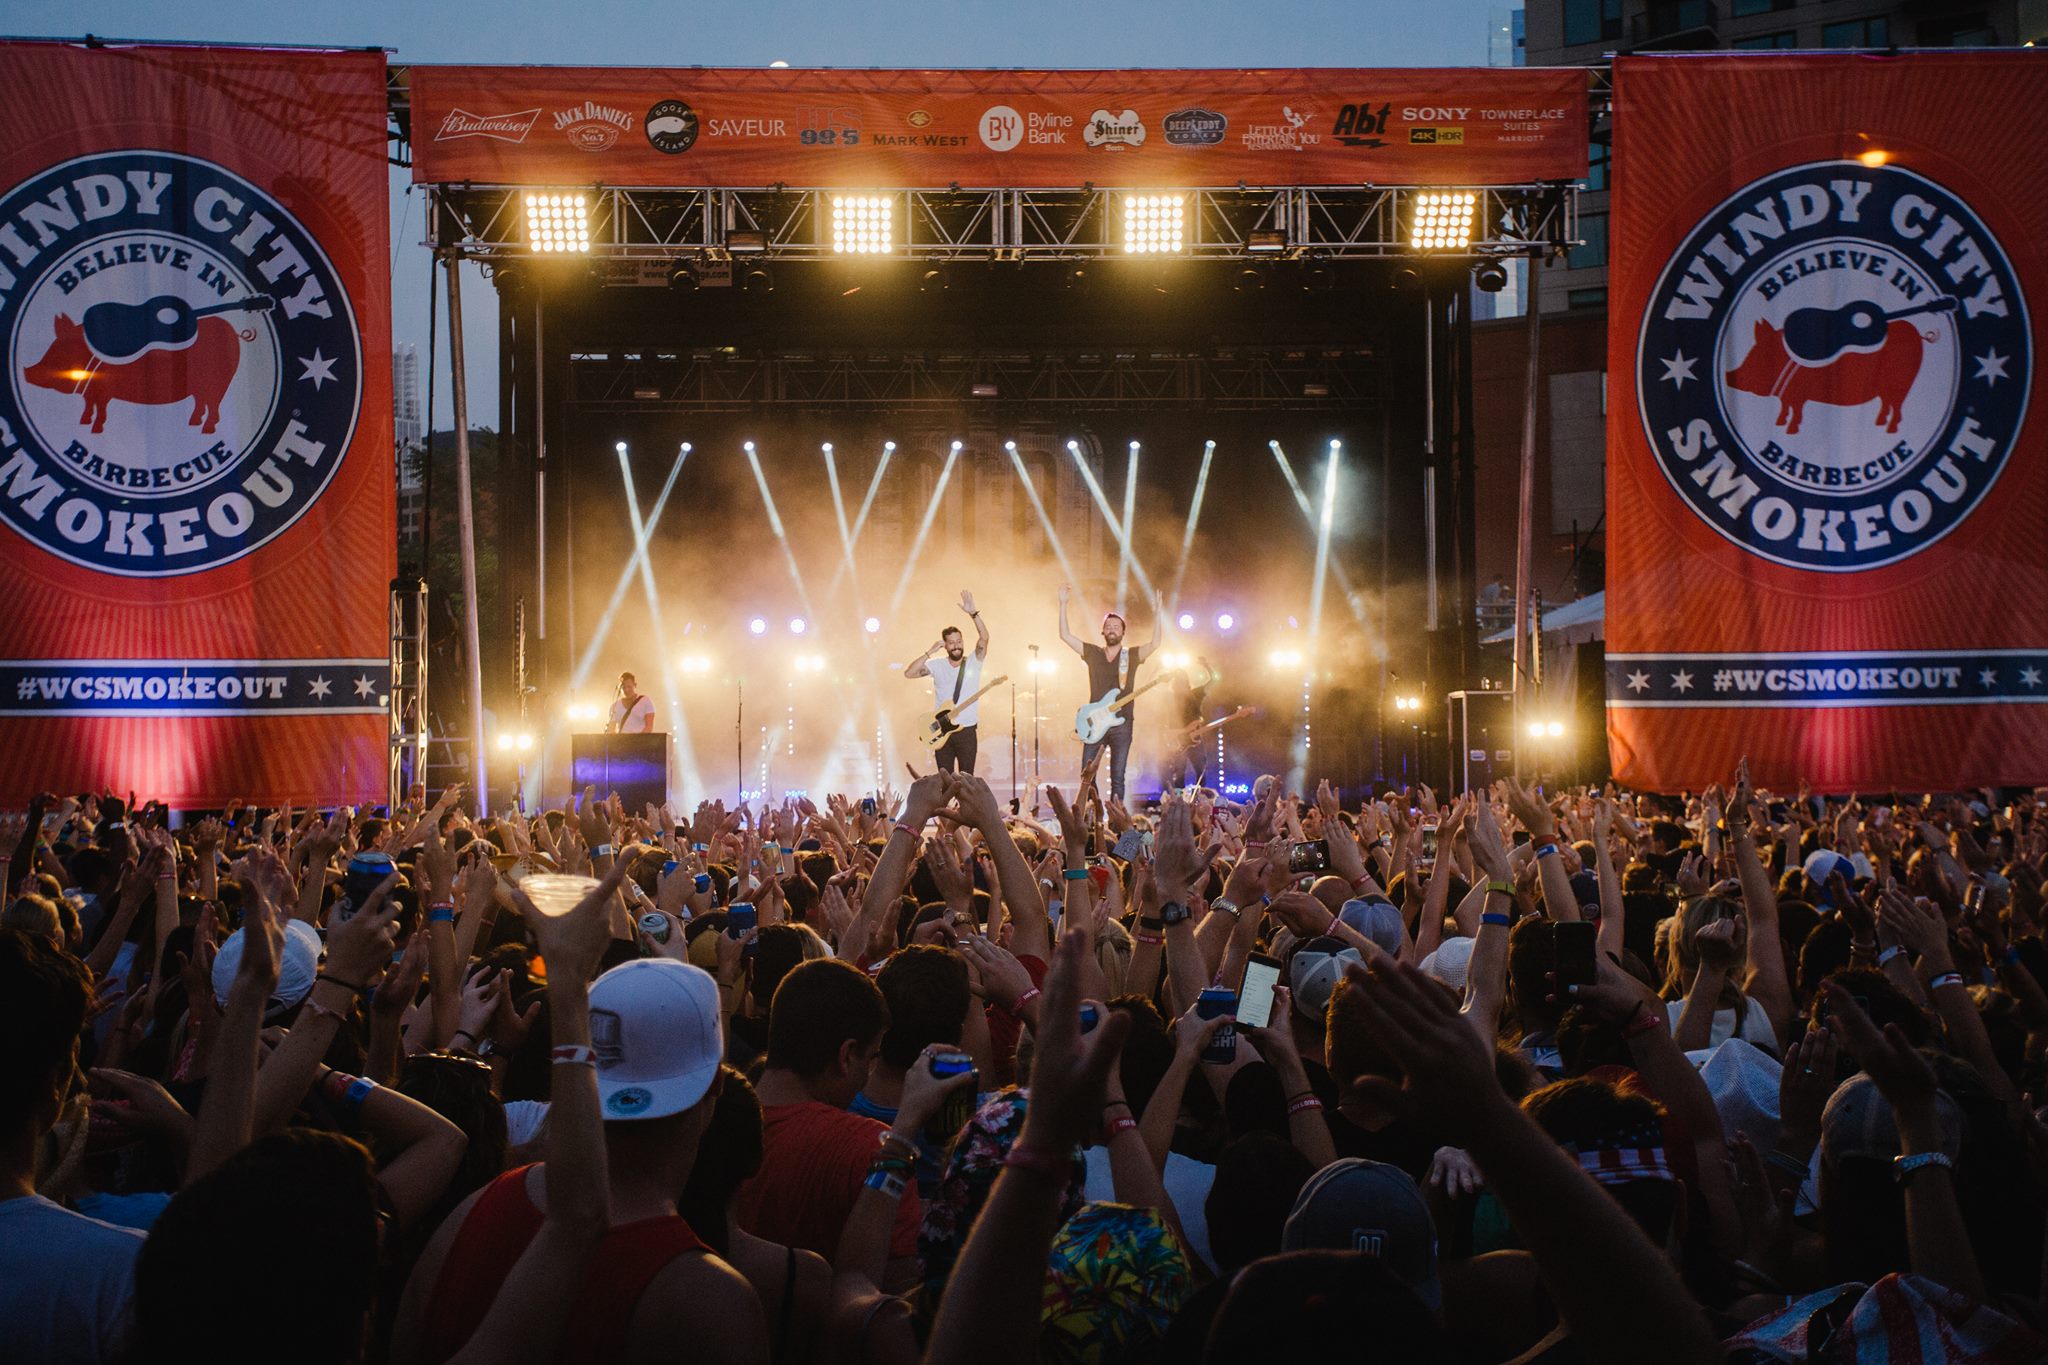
{"left": 588, "top": 958, "right": 722, "bottom": 1121}
{"left": 212, "top": 919, "right": 323, "bottom": 1018}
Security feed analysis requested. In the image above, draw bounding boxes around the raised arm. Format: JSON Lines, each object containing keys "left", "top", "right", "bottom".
{"left": 1056, "top": 582, "right": 1085, "bottom": 655}
{"left": 903, "top": 641, "right": 938, "bottom": 680}
{"left": 1142, "top": 589, "right": 1164, "bottom": 655}
{"left": 962, "top": 589, "right": 989, "bottom": 657}
{"left": 950, "top": 773, "right": 1051, "bottom": 963}
{"left": 1727, "top": 760, "right": 1793, "bottom": 1043}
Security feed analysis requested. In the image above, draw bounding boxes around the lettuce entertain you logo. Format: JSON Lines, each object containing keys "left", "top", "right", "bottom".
{"left": 0, "top": 151, "right": 361, "bottom": 577}
{"left": 1638, "top": 161, "right": 2027, "bottom": 572}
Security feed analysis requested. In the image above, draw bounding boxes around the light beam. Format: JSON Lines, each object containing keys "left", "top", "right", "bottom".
{"left": 1166, "top": 439, "right": 1215, "bottom": 624}
{"left": 887, "top": 441, "right": 963, "bottom": 615}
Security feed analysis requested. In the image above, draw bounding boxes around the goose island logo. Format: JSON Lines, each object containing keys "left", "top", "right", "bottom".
{"left": 1639, "top": 161, "right": 2027, "bottom": 572}
{"left": 0, "top": 150, "right": 361, "bottom": 577}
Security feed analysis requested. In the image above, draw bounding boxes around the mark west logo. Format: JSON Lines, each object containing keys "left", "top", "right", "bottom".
{"left": 1163, "top": 108, "right": 1226, "bottom": 146}
{"left": 0, "top": 151, "right": 361, "bottom": 578}
{"left": 554, "top": 100, "right": 635, "bottom": 151}
{"left": 434, "top": 107, "right": 541, "bottom": 143}
{"left": 1639, "top": 161, "right": 2028, "bottom": 572}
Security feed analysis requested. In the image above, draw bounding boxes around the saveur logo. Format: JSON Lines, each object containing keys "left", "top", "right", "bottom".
{"left": 0, "top": 150, "right": 361, "bottom": 578}
{"left": 1638, "top": 161, "right": 2027, "bottom": 572}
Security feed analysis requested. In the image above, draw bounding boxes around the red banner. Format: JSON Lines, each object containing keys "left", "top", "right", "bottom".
{"left": 1606, "top": 54, "right": 2048, "bottom": 792}
{"left": 0, "top": 41, "right": 392, "bottom": 806}
{"left": 409, "top": 66, "right": 1586, "bottom": 188}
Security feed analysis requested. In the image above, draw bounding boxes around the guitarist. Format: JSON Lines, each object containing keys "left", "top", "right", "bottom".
{"left": 1058, "top": 583, "right": 1161, "bottom": 802}
{"left": 1166, "top": 659, "right": 1215, "bottom": 791}
{"left": 904, "top": 589, "right": 989, "bottom": 773}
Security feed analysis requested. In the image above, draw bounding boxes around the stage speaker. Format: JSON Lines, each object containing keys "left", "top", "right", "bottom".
{"left": 1575, "top": 642, "right": 1611, "bottom": 786}
{"left": 570, "top": 733, "right": 670, "bottom": 813}
{"left": 1445, "top": 690, "right": 1515, "bottom": 796}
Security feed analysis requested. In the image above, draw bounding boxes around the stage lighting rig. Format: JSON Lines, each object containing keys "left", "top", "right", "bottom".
{"left": 831, "top": 194, "right": 895, "bottom": 255}
{"left": 1177, "top": 612, "right": 1195, "bottom": 631}
{"left": 1122, "top": 193, "right": 1186, "bottom": 255}
{"left": 1472, "top": 259, "right": 1509, "bottom": 293}
{"left": 1215, "top": 612, "right": 1237, "bottom": 632}
{"left": 523, "top": 192, "right": 590, "bottom": 254}
{"left": 1411, "top": 191, "right": 1477, "bottom": 252}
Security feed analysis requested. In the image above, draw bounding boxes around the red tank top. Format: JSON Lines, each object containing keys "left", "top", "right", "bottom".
{"left": 417, "top": 1164, "right": 709, "bottom": 1365}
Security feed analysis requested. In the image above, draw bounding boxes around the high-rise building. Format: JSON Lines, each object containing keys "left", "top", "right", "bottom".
{"left": 394, "top": 344, "right": 426, "bottom": 553}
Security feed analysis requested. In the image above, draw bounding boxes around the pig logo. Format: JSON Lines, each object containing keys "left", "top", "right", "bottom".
{"left": 0, "top": 150, "right": 360, "bottom": 578}
{"left": 1639, "top": 161, "right": 2028, "bottom": 573}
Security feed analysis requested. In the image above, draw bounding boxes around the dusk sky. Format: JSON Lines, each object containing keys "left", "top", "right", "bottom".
{"left": 7, "top": 0, "right": 1507, "bottom": 423}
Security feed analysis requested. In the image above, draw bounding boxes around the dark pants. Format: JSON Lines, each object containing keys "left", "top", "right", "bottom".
{"left": 1081, "top": 722, "right": 1134, "bottom": 801}
{"left": 1166, "top": 742, "right": 1206, "bottom": 793}
{"left": 935, "top": 723, "right": 978, "bottom": 774}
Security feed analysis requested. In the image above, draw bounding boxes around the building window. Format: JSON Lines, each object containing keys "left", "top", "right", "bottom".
{"left": 1564, "top": 0, "right": 1622, "bottom": 45}
{"left": 1730, "top": 0, "right": 1794, "bottom": 14}
{"left": 1822, "top": 16, "right": 1890, "bottom": 46}
{"left": 1566, "top": 213, "right": 1607, "bottom": 270}
{"left": 1733, "top": 29, "right": 1798, "bottom": 48}
{"left": 1585, "top": 133, "right": 1610, "bottom": 192}
{"left": 1567, "top": 286, "right": 1608, "bottom": 311}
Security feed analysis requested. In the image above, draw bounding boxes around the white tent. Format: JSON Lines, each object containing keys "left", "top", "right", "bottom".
{"left": 1482, "top": 591, "right": 1604, "bottom": 707}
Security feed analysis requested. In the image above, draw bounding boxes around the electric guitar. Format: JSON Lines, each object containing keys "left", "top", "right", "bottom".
{"left": 1074, "top": 671, "right": 1174, "bottom": 744}
{"left": 1174, "top": 705, "right": 1255, "bottom": 746}
{"left": 1780, "top": 295, "right": 1955, "bottom": 364}
{"left": 80, "top": 293, "right": 276, "bottom": 362}
{"left": 920, "top": 673, "right": 1009, "bottom": 748}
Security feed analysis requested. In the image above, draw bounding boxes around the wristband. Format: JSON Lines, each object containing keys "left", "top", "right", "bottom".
{"left": 321, "top": 1069, "right": 356, "bottom": 1104}
{"left": 1764, "top": 1148, "right": 1812, "bottom": 1179}
{"left": 428, "top": 903, "right": 456, "bottom": 924}
{"left": 593, "top": 844, "right": 614, "bottom": 858}
{"left": 1286, "top": 1094, "right": 1324, "bottom": 1116}
{"left": 1063, "top": 868, "right": 1091, "bottom": 881}
{"left": 1349, "top": 875, "right": 1376, "bottom": 893}
{"left": 1485, "top": 879, "right": 1514, "bottom": 898}
{"left": 1622, "top": 1009, "right": 1666, "bottom": 1040}
{"left": 863, "top": 1169, "right": 909, "bottom": 1199}
{"left": 1480, "top": 912, "right": 1510, "bottom": 927}
{"left": 344, "top": 1077, "right": 377, "bottom": 1109}
{"left": 1212, "top": 898, "right": 1242, "bottom": 920}
{"left": 1534, "top": 842, "right": 1560, "bottom": 860}
{"left": 551, "top": 1044, "right": 597, "bottom": 1066}
{"left": 1892, "top": 1151, "right": 1955, "bottom": 1183}
{"left": 1105, "top": 1116, "right": 1139, "bottom": 1139}
{"left": 1876, "top": 945, "right": 1905, "bottom": 966}
{"left": 877, "top": 1129, "right": 919, "bottom": 1160}
{"left": 867, "top": 1154, "right": 913, "bottom": 1177}
{"left": 1014, "top": 987, "right": 1042, "bottom": 1010}
{"left": 692, "top": 843, "right": 709, "bottom": 853}
{"left": 315, "top": 972, "right": 367, "bottom": 995}
{"left": 1003, "top": 1145, "right": 1070, "bottom": 1180}
{"left": 450, "top": 1029, "right": 478, "bottom": 1050}
{"left": 1927, "top": 971, "right": 1965, "bottom": 992}
{"left": 892, "top": 821, "right": 922, "bottom": 840}
{"left": 1134, "top": 932, "right": 1164, "bottom": 947}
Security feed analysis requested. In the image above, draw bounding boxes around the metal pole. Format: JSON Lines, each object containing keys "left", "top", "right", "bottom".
{"left": 735, "top": 679, "right": 744, "bottom": 805}
{"left": 1422, "top": 304, "right": 1438, "bottom": 632}
{"left": 1010, "top": 681, "right": 1019, "bottom": 807}
{"left": 1030, "top": 644, "right": 1041, "bottom": 810}
{"left": 534, "top": 295, "right": 546, "bottom": 643}
{"left": 1510, "top": 251, "right": 1544, "bottom": 776}
{"left": 444, "top": 254, "right": 491, "bottom": 812}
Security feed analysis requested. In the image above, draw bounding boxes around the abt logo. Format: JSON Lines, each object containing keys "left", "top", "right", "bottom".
{"left": 1332, "top": 102, "right": 1391, "bottom": 148}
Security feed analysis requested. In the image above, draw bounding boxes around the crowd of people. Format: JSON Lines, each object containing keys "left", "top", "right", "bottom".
{"left": 4, "top": 764, "right": 2048, "bottom": 1364}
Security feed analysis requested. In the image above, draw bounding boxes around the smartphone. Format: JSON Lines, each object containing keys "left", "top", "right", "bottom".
{"left": 1195, "top": 987, "right": 1238, "bottom": 1063}
{"left": 1112, "top": 828, "right": 1145, "bottom": 862}
{"left": 1554, "top": 920, "right": 1597, "bottom": 989}
{"left": 1236, "top": 953, "right": 1283, "bottom": 1031}
{"left": 1287, "top": 839, "right": 1330, "bottom": 876}
{"left": 1420, "top": 820, "right": 1440, "bottom": 866}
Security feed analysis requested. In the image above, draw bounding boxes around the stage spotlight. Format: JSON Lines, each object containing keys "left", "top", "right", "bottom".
{"left": 1177, "top": 611, "right": 1195, "bottom": 631}
{"left": 1159, "top": 651, "right": 1190, "bottom": 670}
{"left": 1473, "top": 259, "right": 1509, "bottom": 293}
{"left": 919, "top": 266, "right": 950, "bottom": 293}
{"left": 742, "top": 265, "right": 776, "bottom": 293}
{"left": 1411, "top": 190, "right": 1477, "bottom": 252}
{"left": 793, "top": 654, "right": 827, "bottom": 673}
{"left": 514, "top": 732, "right": 534, "bottom": 753}
{"left": 1122, "top": 193, "right": 1187, "bottom": 255}
{"left": 1547, "top": 720, "right": 1566, "bottom": 738}
{"left": 495, "top": 732, "right": 514, "bottom": 753}
{"left": 864, "top": 616, "right": 881, "bottom": 634}
{"left": 1215, "top": 612, "right": 1236, "bottom": 631}
{"left": 788, "top": 617, "right": 808, "bottom": 635}
{"left": 749, "top": 617, "right": 768, "bottom": 636}
{"left": 1393, "top": 694, "right": 1421, "bottom": 713}
{"left": 1234, "top": 267, "right": 1264, "bottom": 291}
{"left": 679, "top": 654, "right": 714, "bottom": 674}
{"left": 523, "top": 192, "right": 591, "bottom": 254}
{"left": 1028, "top": 656, "right": 1057, "bottom": 675}
{"left": 1268, "top": 649, "right": 1304, "bottom": 669}
{"left": 830, "top": 194, "right": 895, "bottom": 255}
{"left": 667, "top": 260, "right": 699, "bottom": 292}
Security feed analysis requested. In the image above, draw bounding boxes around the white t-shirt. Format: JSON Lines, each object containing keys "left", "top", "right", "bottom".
{"left": 609, "top": 693, "right": 655, "bottom": 734}
{"left": 0, "top": 1195, "right": 144, "bottom": 1365}
{"left": 928, "top": 654, "right": 983, "bottom": 727}
{"left": 1665, "top": 995, "right": 1781, "bottom": 1053}
{"left": 1083, "top": 1145, "right": 1216, "bottom": 1272}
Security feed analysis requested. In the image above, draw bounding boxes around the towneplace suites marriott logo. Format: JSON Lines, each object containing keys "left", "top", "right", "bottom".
{"left": 0, "top": 150, "right": 361, "bottom": 577}
{"left": 1639, "top": 161, "right": 2028, "bottom": 572}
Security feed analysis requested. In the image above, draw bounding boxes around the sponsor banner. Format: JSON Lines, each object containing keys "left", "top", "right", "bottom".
{"left": 0, "top": 41, "right": 392, "bottom": 805}
{"left": 411, "top": 66, "right": 1586, "bottom": 187}
{"left": 1608, "top": 54, "right": 2048, "bottom": 791}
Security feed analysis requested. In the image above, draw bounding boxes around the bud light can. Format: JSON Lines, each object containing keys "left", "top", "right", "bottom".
{"left": 1196, "top": 986, "right": 1238, "bottom": 1064}
{"left": 337, "top": 851, "right": 396, "bottom": 926}
{"left": 639, "top": 911, "right": 672, "bottom": 945}
{"left": 926, "top": 1051, "right": 978, "bottom": 1146}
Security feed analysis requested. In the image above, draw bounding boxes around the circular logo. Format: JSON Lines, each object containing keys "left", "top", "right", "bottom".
{"left": 979, "top": 105, "right": 1023, "bottom": 152}
{"left": 0, "top": 151, "right": 360, "bottom": 578}
{"left": 645, "top": 99, "right": 699, "bottom": 154}
{"left": 907, "top": 109, "right": 933, "bottom": 129}
{"left": 605, "top": 1086, "right": 653, "bottom": 1116}
{"left": 1639, "top": 161, "right": 2027, "bottom": 572}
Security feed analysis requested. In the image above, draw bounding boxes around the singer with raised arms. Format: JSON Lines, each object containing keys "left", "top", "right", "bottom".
{"left": 904, "top": 589, "right": 989, "bottom": 773}
{"left": 1058, "top": 582, "right": 1161, "bottom": 802}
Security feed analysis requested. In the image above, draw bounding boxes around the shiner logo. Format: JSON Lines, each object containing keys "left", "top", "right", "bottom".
{"left": 434, "top": 107, "right": 542, "bottom": 143}
{"left": 1082, "top": 108, "right": 1146, "bottom": 150}
{"left": 0, "top": 151, "right": 361, "bottom": 578}
{"left": 1639, "top": 161, "right": 2028, "bottom": 572}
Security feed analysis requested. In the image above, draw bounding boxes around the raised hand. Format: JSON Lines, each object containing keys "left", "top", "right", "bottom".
{"left": 1014, "top": 928, "right": 1132, "bottom": 1159}
{"left": 1823, "top": 980, "right": 1939, "bottom": 1118}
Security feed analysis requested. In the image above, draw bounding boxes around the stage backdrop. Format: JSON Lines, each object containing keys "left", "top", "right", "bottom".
{"left": 0, "top": 42, "right": 391, "bottom": 806}
{"left": 409, "top": 66, "right": 1586, "bottom": 187}
{"left": 1605, "top": 53, "right": 2048, "bottom": 793}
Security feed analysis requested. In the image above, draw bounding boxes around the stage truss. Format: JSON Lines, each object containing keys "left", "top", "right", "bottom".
{"left": 426, "top": 183, "right": 1577, "bottom": 264}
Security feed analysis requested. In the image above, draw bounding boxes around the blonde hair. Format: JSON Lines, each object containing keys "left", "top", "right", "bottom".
{"left": 1095, "top": 917, "right": 1134, "bottom": 998}
{"left": 1658, "top": 894, "right": 1749, "bottom": 1029}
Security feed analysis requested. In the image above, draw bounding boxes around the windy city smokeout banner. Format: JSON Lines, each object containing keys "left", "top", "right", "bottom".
{"left": 409, "top": 66, "right": 1587, "bottom": 187}
{"left": 1606, "top": 54, "right": 2048, "bottom": 792}
{"left": 0, "top": 42, "right": 392, "bottom": 805}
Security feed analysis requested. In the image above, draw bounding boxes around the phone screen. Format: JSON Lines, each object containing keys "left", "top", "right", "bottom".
{"left": 1420, "top": 821, "right": 1440, "bottom": 864}
{"left": 1237, "top": 954, "right": 1283, "bottom": 1030}
{"left": 1554, "top": 920, "right": 1597, "bottom": 988}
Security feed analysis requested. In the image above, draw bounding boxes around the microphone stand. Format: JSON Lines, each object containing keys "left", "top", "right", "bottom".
{"left": 735, "top": 677, "right": 744, "bottom": 804}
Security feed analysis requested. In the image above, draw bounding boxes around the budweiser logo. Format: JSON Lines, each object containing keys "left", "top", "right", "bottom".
{"left": 434, "top": 107, "right": 543, "bottom": 142}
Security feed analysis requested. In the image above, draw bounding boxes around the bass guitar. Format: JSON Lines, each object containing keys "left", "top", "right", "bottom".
{"left": 1074, "top": 671, "right": 1173, "bottom": 745}
{"left": 1174, "top": 705, "right": 1255, "bottom": 747}
{"left": 920, "top": 674, "right": 1010, "bottom": 749}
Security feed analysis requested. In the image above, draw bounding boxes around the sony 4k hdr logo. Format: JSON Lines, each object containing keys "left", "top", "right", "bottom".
{"left": 0, "top": 151, "right": 360, "bottom": 578}
{"left": 1639, "top": 161, "right": 2027, "bottom": 572}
